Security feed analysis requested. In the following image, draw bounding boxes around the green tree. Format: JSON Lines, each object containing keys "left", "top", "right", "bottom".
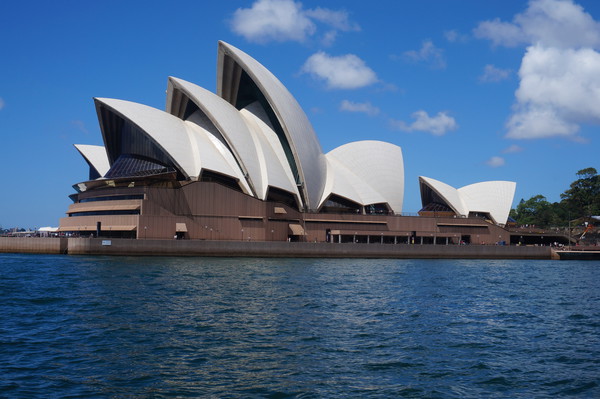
{"left": 513, "top": 195, "right": 553, "bottom": 226}
{"left": 548, "top": 201, "right": 569, "bottom": 226}
{"left": 560, "top": 167, "right": 600, "bottom": 218}
{"left": 510, "top": 167, "right": 599, "bottom": 228}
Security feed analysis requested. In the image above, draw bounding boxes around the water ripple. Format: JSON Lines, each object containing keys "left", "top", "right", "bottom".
{"left": 1, "top": 255, "right": 599, "bottom": 398}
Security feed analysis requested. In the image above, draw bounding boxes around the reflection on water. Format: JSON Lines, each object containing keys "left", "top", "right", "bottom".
{"left": 1, "top": 255, "right": 599, "bottom": 398}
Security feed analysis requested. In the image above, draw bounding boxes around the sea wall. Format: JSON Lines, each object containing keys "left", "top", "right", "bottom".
{"left": 66, "top": 238, "right": 552, "bottom": 259}
{"left": 555, "top": 250, "right": 600, "bottom": 260}
{"left": 0, "top": 237, "right": 552, "bottom": 259}
{"left": 0, "top": 237, "right": 68, "bottom": 254}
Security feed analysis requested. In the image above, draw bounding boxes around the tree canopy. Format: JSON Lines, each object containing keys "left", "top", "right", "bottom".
{"left": 511, "top": 167, "right": 599, "bottom": 227}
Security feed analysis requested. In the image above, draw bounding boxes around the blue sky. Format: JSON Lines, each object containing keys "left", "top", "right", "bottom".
{"left": 1, "top": 0, "right": 599, "bottom": 228}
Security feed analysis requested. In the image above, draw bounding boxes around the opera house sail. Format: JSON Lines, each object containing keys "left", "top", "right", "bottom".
{"left": 60, "top": 41, "right": 516, "bottom": 246}
{"left": 418, "top": 177, "right": 516, "bottom": 227}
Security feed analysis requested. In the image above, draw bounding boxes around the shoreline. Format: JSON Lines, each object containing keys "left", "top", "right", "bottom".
{"left": 0, "top": 237, "right": 559, "bottom": 259}
{"left": 3, "top": 237, "right": 598, "bottom": 260}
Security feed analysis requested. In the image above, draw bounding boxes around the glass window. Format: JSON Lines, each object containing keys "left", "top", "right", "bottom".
{"left": 69, "top": 210, "right": 140, "bottom": 217}
{"left": 79, "top": 194, "right": 144, "bottom": 203}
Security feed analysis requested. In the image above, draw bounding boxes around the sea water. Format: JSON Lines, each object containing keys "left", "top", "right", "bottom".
{"left": 1, "top": 254, "right": 599, "bottom": 398}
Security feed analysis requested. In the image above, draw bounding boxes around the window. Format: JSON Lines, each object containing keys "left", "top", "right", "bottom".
{"left": 320, "top": 195, "right": 362, "bottom": 214}
{"left": 69, "top": 210, "right": 140, "bottom": 217}
{"left": 365, "top": 203, "right": 391, "bottom": 215}
{"left": 80, "top": 194, "right": 144, "bottom": 203}
{"left": 105, "top": 154, "right": 176, "bottom": 179}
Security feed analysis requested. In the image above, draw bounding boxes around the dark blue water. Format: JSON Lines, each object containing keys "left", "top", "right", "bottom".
{"left": 1, "top": 254, "right": 599, "bottom": 398}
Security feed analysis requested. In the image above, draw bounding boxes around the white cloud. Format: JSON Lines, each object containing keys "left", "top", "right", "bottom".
{"left": 486, "top": 156, "right": 505, "bottom": 167}
{"left": 444, "top": 29, "right": 468, "bottom": 43}
{"left": 390, "top": 110, "right": 458, "bottom": 136}
{"left": 474, "top": 0, "right": 600, "bottom": 48}
{"left": 230, "top": 0, "right": 313, "bottom": 43}
{"left": 507, "top": 45, "right": 600, "bottom": 139}
{"left": 403, "top": 40, "right": 446, "bottom": 69}
{"left": 517, "top": 0, "right": 600, "bottom": 48}
{"left": 321, "top": 30, "right": 337, "bottom": 47}
{"left": 516, "top": 46, "right": 600, "bottom": 121}
{"left": 506, "top": 102, "right": 579, "bottom": 139}
{"left": 473, "top": 18, "right": 524, "bottom": 47}
{"left": 230, "top": 0, "right": 359, "bottom": 44}
{"left": 304, "top": 7, "right": 360, "bottom": 32}
{"left": 0, "top": 97, "right": 4, "bottom": 110}
{"left": 476, "top": 0, "right": 600, "bottom": 140}
{"left": 301, "top": 52, "right": 378, "bottom": 89}
{"left": 502, "top": 144, "right": 523, "bottom": 153}
{"left": 479, "top": 64, "right": 511, "bottom": 83}
{"left": 339, "top": 100, "right": 380, "bottom": 116}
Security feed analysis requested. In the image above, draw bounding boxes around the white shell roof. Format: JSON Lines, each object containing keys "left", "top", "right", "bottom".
{"left": 419, "top": 176, "right": 468, "bottom": 216}
{"left": 95, "top": 98, "right": 249, "bottom": 192}
{"left": 95, "top": 98, "right": 197, "bottom": 179}
{"left": 184, "top": 118, "right": 251, "bottom": 194}
{"left": 217, "top": 41, "right": 326, "bottom": 210}
{"left": 74, "top": 144, "right": 110, "bottom": 178}
{"left": 324, "top": 141, "right": 404, "bottom": 213}
{"left": 166, "top": 77, "right": 263, "bottom": 197}
{"left": 240, "top": 103, "right": 301, "bottom": 203}
{"left": 77, "top": 42, "right": 413, "bottom": 215}
{"left": 320, "top": 156, "right": 385, "bottom": 207}
{"left": 419, "top": 176, "right": 516, "bottom": 225}
{"left": 458, "top": 181, "right": 516, "bottom": 226}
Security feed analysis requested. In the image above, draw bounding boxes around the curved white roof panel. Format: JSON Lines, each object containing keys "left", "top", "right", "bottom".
{"left": 184, "top": 119, "right": 251, "bottom": 194}
{"left": 74, "top": 144, "right": 110, "bottom": 178}
{"left": 166, "top": 77, "right": 263, "bottom": 197}
{"left": 419, "top": 176, "right": 516, "bottom": 225}
{"left": 419, "top": 176, "right": 467, "bottom": 217}
{"left": 95, "top": 98, "right": 197, "bottom": 179}
{"left": 76, "top": 42, "right": 414, "bottom": 217}
{"left": 319, "top": 155, "right": 385, "bottom": 207}
{"left": 95, "top": 98, "right": 249, "bottom": 191}
{"left": 459, "top": 181, "right": 516, "bottom": 225}
{"left": 217, "top": 41, "right": 326, "bottom": 210}
{"left": 240, "top": 103, "right": 301, "bottom": 204}
{"left": 327, "top": 141, "right": 404, "bottom": 213}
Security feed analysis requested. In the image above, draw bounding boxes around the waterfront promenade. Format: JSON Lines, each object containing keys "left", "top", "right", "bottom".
{"left": 1, "top": 237, "right": 554, "bottom": 259}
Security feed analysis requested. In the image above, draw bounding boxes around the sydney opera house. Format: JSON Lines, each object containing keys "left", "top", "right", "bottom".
{"left": 59, "top": 41, "right": 517, "bottom": 245}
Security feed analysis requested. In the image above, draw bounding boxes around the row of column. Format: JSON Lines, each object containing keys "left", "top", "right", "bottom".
{"left": 333, "top": 235, "right": 452, "bottom": 245}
